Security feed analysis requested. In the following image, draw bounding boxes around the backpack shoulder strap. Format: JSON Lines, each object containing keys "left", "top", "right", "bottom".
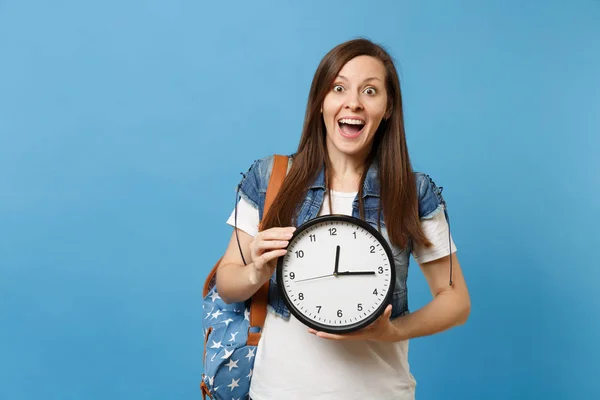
{"left": 202, "top": 155, "right": 290, "bottom": 298}
{"left": 247, "top": 154, "right": 288, "bottom": 346}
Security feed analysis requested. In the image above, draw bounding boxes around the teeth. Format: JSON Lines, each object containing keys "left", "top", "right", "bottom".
{"left": 339, "top": 118, "right": 365, "bottom": 125}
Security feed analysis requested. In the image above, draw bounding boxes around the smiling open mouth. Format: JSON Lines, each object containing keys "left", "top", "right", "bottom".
{"left": 338, "top": 118, "right": 365, "bottom": 138}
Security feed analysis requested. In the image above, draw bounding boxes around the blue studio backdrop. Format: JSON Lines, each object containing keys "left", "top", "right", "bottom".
{"left": 1, "top": 1, "right": 599, "bottom": 399}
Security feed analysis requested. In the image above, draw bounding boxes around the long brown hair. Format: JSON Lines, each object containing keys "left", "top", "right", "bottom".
{"left": 261, "top": 38, "right": 430, "bottom": 249}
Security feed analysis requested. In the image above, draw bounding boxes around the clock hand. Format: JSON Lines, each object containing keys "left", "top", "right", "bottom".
{"left": 294, "top": 273, "right": 335, "bottom": 283}
{"left": 333, "top": 245, "right": 340, "bottom": 275}
{"left": 336, "top": 270, "right": 376, "bottom": 276}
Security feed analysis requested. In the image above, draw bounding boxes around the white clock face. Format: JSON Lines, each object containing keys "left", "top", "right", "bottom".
{"left": 276, "top": 215, "right": 395, "bottom": 333}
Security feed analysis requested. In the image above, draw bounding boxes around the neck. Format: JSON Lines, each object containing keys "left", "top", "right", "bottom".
{"left": 325, "top": 145, "right": 371, "bottom": 192}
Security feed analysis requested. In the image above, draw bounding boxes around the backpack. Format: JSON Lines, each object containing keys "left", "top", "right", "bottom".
{"left": 200, "top": 155, "right": 289, "bottom": 400}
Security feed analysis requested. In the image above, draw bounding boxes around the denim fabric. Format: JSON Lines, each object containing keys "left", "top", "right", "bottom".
{"left": 237, "top": 154, "right": 447, "bottom": 321}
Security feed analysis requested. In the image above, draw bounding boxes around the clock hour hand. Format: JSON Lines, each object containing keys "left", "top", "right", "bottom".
{"left": 337, "top": 270, "right": 376, "bottom": 276}
{"left": 333, "top": 245, "right": 340, "bottom": 275}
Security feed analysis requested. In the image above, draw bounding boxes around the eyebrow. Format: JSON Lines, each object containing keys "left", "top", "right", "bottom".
{"left": 337, "top": 75, "right": 382, "bottom": 83}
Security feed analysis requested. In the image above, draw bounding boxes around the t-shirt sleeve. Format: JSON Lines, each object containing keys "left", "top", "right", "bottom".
{"left": 412, "top": 207, "right": 457, "bottom": 264}
{"left": 226, "top": 196, "right": 260, "bottom": 237}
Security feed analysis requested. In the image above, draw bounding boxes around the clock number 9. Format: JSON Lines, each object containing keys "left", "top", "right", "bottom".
{"left": 289, "top": 272, "right": 295, "bottom": 280}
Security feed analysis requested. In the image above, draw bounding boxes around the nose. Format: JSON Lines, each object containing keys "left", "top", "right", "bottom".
{"left": 344, "top": 91, "right": 363, "bottom": 112}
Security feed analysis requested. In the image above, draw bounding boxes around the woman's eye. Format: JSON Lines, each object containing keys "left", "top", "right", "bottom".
{"left": 364, "top": 87, "right": 377, "bottom": 95}
{"left": 333, "top": 85, "right": 344, "bottom": 93}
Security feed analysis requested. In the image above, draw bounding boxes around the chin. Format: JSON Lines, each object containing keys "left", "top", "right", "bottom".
{"left": 334, "top": 142, "right": 370, "bottom": 156}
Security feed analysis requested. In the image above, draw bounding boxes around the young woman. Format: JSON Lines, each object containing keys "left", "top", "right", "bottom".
{"left": 216, "top": 38, "right": 471, "bottom": 400}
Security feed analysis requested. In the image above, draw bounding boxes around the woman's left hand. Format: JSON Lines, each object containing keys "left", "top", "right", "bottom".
{"left": 307, "top": 304, "right": 398, "bottom": 342}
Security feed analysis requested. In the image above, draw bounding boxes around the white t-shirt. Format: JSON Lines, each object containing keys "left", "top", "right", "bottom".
{"left": 226, "top": 191, "right": 457, "bottom": 400}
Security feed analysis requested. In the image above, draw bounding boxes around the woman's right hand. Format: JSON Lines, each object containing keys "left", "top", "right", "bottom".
{"left": 248, "top": 227, "right": 296, "bottom": 286}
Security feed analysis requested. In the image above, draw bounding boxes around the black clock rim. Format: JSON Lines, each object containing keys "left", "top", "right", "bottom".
{"left": 276, "top": 214, "right": 397, "bottom": 334}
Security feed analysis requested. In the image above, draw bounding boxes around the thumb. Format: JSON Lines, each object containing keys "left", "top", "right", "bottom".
{"left": 383, "top": 304, "right": 392, "bottom": 319}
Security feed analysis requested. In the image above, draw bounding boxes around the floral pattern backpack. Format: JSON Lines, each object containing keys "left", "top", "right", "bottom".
{"left": 201, "top": 155, "right": 288, "bottom": 400}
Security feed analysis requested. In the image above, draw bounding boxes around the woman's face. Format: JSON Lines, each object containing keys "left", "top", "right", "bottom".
{"left": 322, "top": 55, "right": 389, "bottom": 160}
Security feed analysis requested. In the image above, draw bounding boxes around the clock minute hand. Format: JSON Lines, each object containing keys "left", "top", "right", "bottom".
{"left": 337, "top": 270, "right": 376, "bottom": 276}
{"left": 333, "top": 245, "right": 340, "bottom": 275}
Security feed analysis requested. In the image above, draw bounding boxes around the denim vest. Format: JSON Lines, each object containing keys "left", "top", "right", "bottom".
{"left": 236, "top": 155, "right": 447, "bottom": 320}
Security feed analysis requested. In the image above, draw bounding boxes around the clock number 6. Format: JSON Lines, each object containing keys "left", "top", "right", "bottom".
{"left": 337, "top": 309, "right": 343, "bottom": 317}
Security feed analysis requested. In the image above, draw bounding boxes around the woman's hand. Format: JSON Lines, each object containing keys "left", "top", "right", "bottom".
{"left": 248, "top": 227, "right": 296, "bottom": 286}
{"left": 307, "top": 304, "right": 399, "bottom": 342}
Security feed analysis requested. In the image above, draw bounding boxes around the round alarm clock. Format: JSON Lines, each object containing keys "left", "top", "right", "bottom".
{"left": 276, "top": 215, "right": 396, "bottom": 334}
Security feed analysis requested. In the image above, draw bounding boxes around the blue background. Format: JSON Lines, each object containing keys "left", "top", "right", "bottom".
{"left": 1, "top": 0, "right": 599, "bottom": 399}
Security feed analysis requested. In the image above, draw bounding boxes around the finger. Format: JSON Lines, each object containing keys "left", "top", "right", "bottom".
{"left": 250, "top": 237, "right": 287, "bottom": 256}
{"left": 258, "top": 227, "right": 294, "bottom": 238}
{"left": 383, "top": 304, "right": 392, "bottom": 318}
{"left": 256, "top": 239, "right": 289, "bottom": 251}
{"left": 354, "top": 307, "right": 392, "bottom": 332}
{"left": 258, "top": 249, "right": 287, "bottom": 266}
{"left": 258, "top": 227, "right": 296, "bottom": 240}
{"left": 370, "top": 305, "right": 393, "bottom": 327}
{"left": 315, "top": 331, "right": 362, "bottom": 341}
